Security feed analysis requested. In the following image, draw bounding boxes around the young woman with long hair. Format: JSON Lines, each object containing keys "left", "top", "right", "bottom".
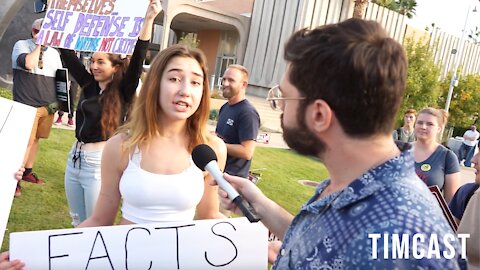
{"left": 79, "top": 44, "right": 226, "bottom": 227}
{"left": 59, "top": 0, "right": 162, "bottom": 226}
{"left": 413, "top": 107, "right": 462, "bottom": 203}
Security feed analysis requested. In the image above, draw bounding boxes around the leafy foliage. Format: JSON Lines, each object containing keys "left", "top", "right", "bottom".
{"left": 178, "top": 33, "right": 199, "bottom": 48}
{"left": 374, "top": 0, "right": 417, "bottom": 18}
{"left": 438, "top": 74, "right": 480, "bottom": 128}
{"left": 0, "top": 88, "right": 13, "bottom": 100}
{"left": 468, "top": 26, "right": 480, "bottom": 44}
{"left": 209, "top": 108, "right": 219, "bottom": 121}
{"left": 396, "top": 38, "right": 441, "bottom": 125}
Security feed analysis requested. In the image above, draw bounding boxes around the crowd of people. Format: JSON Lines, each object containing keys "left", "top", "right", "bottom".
{"left": 2, "top": 4, "right": 480, "bottom": 270}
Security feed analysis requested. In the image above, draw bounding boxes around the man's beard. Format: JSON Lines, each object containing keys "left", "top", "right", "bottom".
{"left": 281, "top": 109, "right": 327, "bottom": 158}
{"left": 222, "top": 86, "right": 240, "bottom": 99}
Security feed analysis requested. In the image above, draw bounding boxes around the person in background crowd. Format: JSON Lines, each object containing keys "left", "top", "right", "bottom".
{"left": 79, "top": 44, "right": 226, "bottom": 228}
{"left": 216, "top": 64, "right": 260, "bottom": 179}
{"left": 458, "top": 125, "right": 479, "bottom": 167}
{"left": 0, "top": 251, "right": 24, "bottom": 270}
{"left": 457, "top": 152, "right": 480, "bottom": 269}
{"left": 0, "top": 169, "right": 25, "bottom": 269}
{"left": 54, "top": 71, "right": 79, "bottom": 127}
{"left": 59, "top": 0, "right": 161, "bottom": 226}
{"left": 449, "top": 180, "right": 479, "bottom": 224}
{"left": 11, "top": 18, "right": 63, "bottom": 196}
{"left": 392, "top": 108, "right": 416, "bottom": 142}
{"left": 217, "top": 19, "right": 466, "bottom": 269}
{"left": 413, "top": 107, "right": 461, "bottom": 203}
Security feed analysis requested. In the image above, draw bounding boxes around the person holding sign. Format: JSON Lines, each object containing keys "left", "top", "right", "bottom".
{"left": 413, "top": 108, "right": 461, "bottom": 203}
{"left": 216, "top": 19, "right": 466, "bottom": 269}
{"left": 59, "top": 0, "right": 161, "bottom": 226}
{"left": 79, "top": 44, "right": 226, "bottom": 227}
{"left": 0, "top": 169, "right": 25, "bottom": 269}
{"left": 11, "top": 18, "right": 64, "bottom": 195}
{"left": 0, "top": 252, "right": 24, "bottom": 270}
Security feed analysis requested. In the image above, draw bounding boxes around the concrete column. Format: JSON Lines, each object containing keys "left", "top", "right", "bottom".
{"left": 160, "top": 14, "right": 172, "bottom": 50}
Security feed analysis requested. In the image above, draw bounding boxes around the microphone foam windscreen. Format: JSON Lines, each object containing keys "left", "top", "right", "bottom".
{"left": 192, "top": 144, "right": 218, "bottom": 171}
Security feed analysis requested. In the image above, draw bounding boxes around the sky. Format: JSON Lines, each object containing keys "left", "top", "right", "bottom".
{"left": 408, "top": 0, "right": 480, "bottom": 37}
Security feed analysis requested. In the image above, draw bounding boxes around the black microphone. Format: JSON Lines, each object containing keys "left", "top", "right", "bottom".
{"left": 192, "top": 144, "right": 261, "bottom": 222}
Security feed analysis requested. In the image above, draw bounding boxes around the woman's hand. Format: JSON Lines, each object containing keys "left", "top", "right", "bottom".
{"left": 14, "top": 168, "right": 25, "bottom": 181}
{"left": 145, "top": 0, "right": 162, "bottom": 20}
{"left": 0, "top": 252, "right": 24, "bottom": 270}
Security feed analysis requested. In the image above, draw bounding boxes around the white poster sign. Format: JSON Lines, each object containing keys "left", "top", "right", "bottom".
{"left": 0, "top": 97, "right": 36, "bottom": 247}
{"left": 37, "top": 0, "right": 150, "bottom": 54}
{"left": 10, "top": 218, "right": 268, "bottom": 269}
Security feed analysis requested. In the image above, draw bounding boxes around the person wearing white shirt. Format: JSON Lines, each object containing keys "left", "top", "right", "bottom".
{"left": 458, "top": 125, "right": 480, "bottom": 167}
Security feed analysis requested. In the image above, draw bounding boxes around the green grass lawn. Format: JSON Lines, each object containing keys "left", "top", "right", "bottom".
{"left": 2, "top": 128, "right": 329, "bottom": 251}
{"left": 3, "top": 128, "right": 76, "bottom": 251}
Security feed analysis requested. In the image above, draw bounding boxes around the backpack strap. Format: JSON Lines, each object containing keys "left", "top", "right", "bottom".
{"left": 396, "top": 128, "right": 402, "bottom": 140}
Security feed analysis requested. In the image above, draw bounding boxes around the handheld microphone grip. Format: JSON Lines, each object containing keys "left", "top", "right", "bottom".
{"left": 205, "top": 161, "right": 261, "bottom": 223}
{"left": 192, "top": 144, "right": 261, "bottom": 223}
{"left": 233, "top": 196, "right": 261, "bottom": 222}
{"left": 205, "top": 161, "right": 239, "bottom": 200}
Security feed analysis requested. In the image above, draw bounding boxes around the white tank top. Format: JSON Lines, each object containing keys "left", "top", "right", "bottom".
{"left": 119, "top": 149, "right": 205, "bottom": 224}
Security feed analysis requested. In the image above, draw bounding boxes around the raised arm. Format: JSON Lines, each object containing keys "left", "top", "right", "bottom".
{"left": 24, "top": 44, "right": 42, "bottom": 70}
{"left": 59, "top": 49, "right": 94, "bottom": 91}
{"left": 121, "top": 0, "right": 162, "bottom": 103}
{"left": 139, "top": 0, "right": 162, "bottom": 41}
{"left": 12, "top": 40, "right": 41, "bottom": 71}
{"left": 78, "top": 134, "right": 128, "bottom": 227}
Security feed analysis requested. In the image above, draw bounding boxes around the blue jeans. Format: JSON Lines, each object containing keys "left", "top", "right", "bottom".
{"left": 458, "top": 143, "right": 475, "bottom": 167}
{"left": 64, "top": 142, "right": 102, "bottom": 226}
{"left": 464, "top": 146, "right": 476, "bottom": 167}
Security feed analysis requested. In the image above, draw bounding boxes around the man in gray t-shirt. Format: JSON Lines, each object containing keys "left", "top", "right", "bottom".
{"left": 11, "top": 18, "right": 63, "bottom": 195}
{"left": 392, "top": 108, "right": 416, "bottom": 143}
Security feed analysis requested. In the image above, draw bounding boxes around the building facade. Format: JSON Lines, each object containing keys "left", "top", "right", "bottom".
{"left": 1, "top": 0, "right": 480, "bottom": 96}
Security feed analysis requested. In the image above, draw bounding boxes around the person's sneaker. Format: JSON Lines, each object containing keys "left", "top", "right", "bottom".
{"left": 14, "top": 183, "right": 21, "bottom": 197}
{"left": 22, "top": 172, "right": 45, "bottom": 185}
{"left": 67, "top": 118, "right": 74, "bottom": 127}
{"left": 54, "top": 116, "right": 63, "bottom": 125}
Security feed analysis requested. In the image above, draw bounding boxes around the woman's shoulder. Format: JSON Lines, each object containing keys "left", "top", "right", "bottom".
{"left": 436, "top": 144, "right": 454, "bottom": 154}
{"left": 105, "top": 133, "right": 129, "bottom": 154}
{"left": 436, "top": 144, "right": 460, "bottom": 169}
{"left": 104, "top": 133, "right": 131, "bottom": 168}
{"left": 108, "top": 132, "right": 128, "bottom": 144}
{"left": 206, "top": 134, "right": 227, "bottom": 158}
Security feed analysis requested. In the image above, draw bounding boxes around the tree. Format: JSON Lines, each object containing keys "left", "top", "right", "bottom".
{"left": 397, "top": 0, "right": 417, "bottom": 18}
{"left": 437, "top": 74, "right": 480, "bottom": 128}
{"left": 178, "top": 33, "right": 199, "bottom": 48}
{"left": 353, "top": 0, "right": 369, "bottom": 18}
{"left": 396, "top": 37, "right": 441, "bottom": 125}
{"left": 468, "top": 26, "right": 480, "bottom": 44}
{"left": 374, "top": 0, "right": 417, "bottom": 19}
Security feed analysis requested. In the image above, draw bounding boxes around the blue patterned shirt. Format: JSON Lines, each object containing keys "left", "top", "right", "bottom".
{"left": 272, "top": 149, "right": 467, "bottom": 269}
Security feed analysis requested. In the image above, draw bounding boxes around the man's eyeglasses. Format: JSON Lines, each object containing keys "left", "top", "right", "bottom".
{"left": 32, "top": 28, "right": 40, "bottom": 35}
{"left": 266, "top": 85, "right": 306, "bottom": 111}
